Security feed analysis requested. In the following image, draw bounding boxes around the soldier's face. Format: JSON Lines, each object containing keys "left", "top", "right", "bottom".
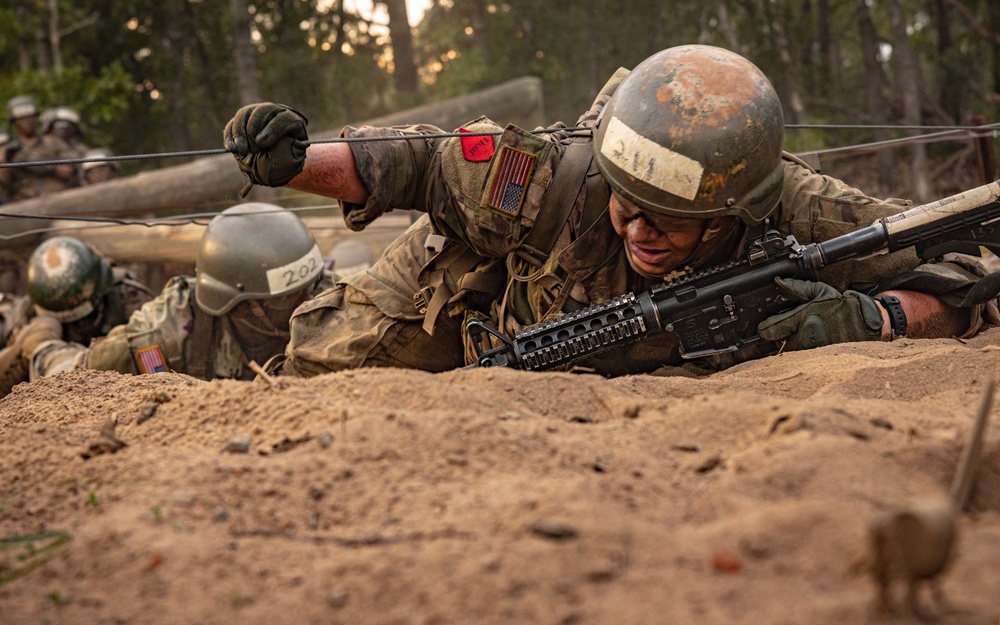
{"left": 85, "top": 166, "right": 116, "bottom": 184}
{"left": 228, "top": 289, "right": 312, "bottom": 336}
{"left": 13, "top": 115, "right": 38, "bottom": 138}
{"left": 51, "top": 120, "right": 78, "bottom": 141}
{"left": 609, "top": 193, "right": 706, "bottom": 276}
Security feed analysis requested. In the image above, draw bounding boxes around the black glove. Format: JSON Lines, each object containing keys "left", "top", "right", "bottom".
{"left": 223, "top": 103, "right": 309, "bottom": 196}
{"left": 757, "top": 277, "right": 884, "bottom": 351}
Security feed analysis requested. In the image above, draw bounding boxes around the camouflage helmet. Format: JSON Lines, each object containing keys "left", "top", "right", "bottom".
{"left": 6, "top": 95, "right": 39, "bottom": 122}
{"left": 27, "top": 236, "right": 114, "bottom": 323}
{"left": 593, "top": 45, "right": 785, "bottom": 226}
{"left": 195, "top": 203, "right": 323, "bottom": 316}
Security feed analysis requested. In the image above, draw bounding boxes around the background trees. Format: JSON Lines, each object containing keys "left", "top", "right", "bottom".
{"left": 2, "top": 0, "right": 999, "bottom": 199}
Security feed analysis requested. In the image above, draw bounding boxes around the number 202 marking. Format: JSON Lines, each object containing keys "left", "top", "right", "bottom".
{"left": 283, "top": 256, "right": 319, "bottom": 287}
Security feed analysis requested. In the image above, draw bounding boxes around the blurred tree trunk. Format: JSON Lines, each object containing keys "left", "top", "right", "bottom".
{"left": 185, "top": 2, "right": 225, "bottom": 137}
{"left": 763, "top": 0, "right": 804, "bottom": 124}
{"left": 712, "top": 0, "right": 742, "bottom": 52}
{"left": 163, "top": 2, "right": 192, "bottom": 152}
{"left": 585, "top": 0, "right": 600, "bottom": 97}
{"left": 817, "top": 0, "right": 839, "bottom": 98}
{"left": 856, "top": 0, "right": 895, "bottom": 194}
{"left": 34, "top": 22, "right": 50, "bottom": 70}
{"left": 800, "top": 0, "right": 815, "bottom": 95}
{"left": 384, "top": 0, "right": 419, "bottom": 96}
{"left": 469, "top": 1, "right": 491, "bottom": 89}
{"left": 934, "top": 0, "right": 961, "bottom": 124}
{"left": 230, "top": 0, "right": 261, "bottom": 105}
{"left": 47, "top": 0, "right": 61, "bottom": 71}
{"left": 886, "top": 0, "right": 930, "bottom": 202}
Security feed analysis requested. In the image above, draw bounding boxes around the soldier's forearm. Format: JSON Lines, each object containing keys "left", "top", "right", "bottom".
{"left": 288, "top": 143, "right": 369, "bottom": 204}
{"left": 876, "top": 289, "right": 969, "bottom": 341}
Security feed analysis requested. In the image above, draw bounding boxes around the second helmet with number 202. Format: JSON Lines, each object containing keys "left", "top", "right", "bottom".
{"left": 593, "top": 44, "right": 786, "bottom": 226}
{"left": 195, "top": 203, "right": 323, "bottom": 316}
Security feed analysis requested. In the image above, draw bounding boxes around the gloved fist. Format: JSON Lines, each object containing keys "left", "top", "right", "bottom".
{"left": 757, "top": 277, "right": 884, "bottom": 351}
{"left": 223, "top": 103, "right": 309, "bottom": 194}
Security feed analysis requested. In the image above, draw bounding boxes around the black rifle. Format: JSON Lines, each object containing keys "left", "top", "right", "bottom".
{"left": 466, "top": 181, "right": 1000, "bottom": 371}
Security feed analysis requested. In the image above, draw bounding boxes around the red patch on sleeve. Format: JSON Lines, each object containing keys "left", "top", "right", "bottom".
{"left": 459, "top": 128, "right": 496, "bottom": 162}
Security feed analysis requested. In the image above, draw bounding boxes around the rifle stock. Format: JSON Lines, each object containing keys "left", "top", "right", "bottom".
{"left": 466, "top": 181, "right": 1000, "bottom": 371}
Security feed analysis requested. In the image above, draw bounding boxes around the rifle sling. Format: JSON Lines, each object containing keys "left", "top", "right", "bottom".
{"left": 420, "top": 245, "right": 503, "bottom": 336}
{"left": 515, "top": 140, "right": 593, "bottom": 268}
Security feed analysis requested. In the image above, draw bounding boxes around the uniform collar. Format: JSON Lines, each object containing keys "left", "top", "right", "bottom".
{"left": 556, "top": 209, "right": 633, "bottom": 303}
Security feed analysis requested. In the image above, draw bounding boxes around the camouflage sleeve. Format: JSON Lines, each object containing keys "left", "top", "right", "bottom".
{"left": 12, "top": 135, "right": 72, "bottom": 175}
{"left": 340, "top": 118, "right": 560, "bottom": 258}
{"left": 777, "top": 161, "right": 1000, "bottom": 336}
{"left": 774, "top": 160, "right": 920, "bottom": 291}
{"left": 87, "top": 277, "right": 196, "bottom": 373}
{"left": 877, "top": 252, "right": 1000, "bottom": 338}
{"left": 29, "top": 339, "right": 88, "bottom": 380}
{"left": 338, "top": 123, "right": 449, "bottom": 231}
{"left": 0, "top": 293, "right": 33, "bottom": 347}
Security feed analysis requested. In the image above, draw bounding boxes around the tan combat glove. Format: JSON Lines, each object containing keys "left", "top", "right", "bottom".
{"left": 17, "top": 315, "right": 64, "bottom": 358}
{"left": 0, "top": 316, "right": 64, "bottom": 396}
{"left": 0, "top": 343, "right": 27, "bottom": 396}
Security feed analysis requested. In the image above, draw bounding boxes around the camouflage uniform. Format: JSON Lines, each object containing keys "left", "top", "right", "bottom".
{"left": 0, "top": 132, "right": 14, "bottom": 203}
{"left": 0, "top": 293, "right": 35, "bottom": 395}
{"left": 74, "top": 276, "right": 258, "bottom": 380}
{"left": 2, "top": 267, "right": 153, "bottom": 393}
{"left": 37, "top": 268, "right": 337, "bottom": 382}
{"left": 284, "top": 114, "right": 998, "bottom": 377}
{"left": 7, "top": 134, "right": 80, "bottom": 201}
{"left": 0, "top": 293, "right": 33, "bottom": 349}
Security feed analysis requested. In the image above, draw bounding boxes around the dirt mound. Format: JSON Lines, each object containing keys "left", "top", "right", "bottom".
{"left": 2, "top": 330, "right": 1000, "bottom": 624}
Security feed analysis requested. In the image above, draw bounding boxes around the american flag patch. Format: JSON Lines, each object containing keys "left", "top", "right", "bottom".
{"left": 135, "top": 345, "right": 169, "bottom": 374}
{"left": 486, "top": 147, "right": 535, "bottom": 216}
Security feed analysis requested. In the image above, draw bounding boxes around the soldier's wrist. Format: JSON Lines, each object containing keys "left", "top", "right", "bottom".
{"left": 874, "top": 294, "right": 907, "bottom": 341}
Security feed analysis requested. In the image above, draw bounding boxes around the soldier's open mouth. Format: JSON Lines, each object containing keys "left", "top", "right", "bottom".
{"left": 629, "top": 242, "right": 669, "bottom": 265}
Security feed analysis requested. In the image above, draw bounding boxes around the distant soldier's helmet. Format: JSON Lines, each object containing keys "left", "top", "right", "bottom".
{"left": 6, "top": 95, "right": 39, "bottom": 122}
{"left": 41, "top": 106, "right": 84, "bottom": 134}
{"left": 593, "top": 44, "right": 786, "bottom": 226}
{"left": 81, "top": 147, "right": 118, "bottom": 172}
{"left": 328, "top": 239, "right": 375, "bottom": 280}
{"left": 27, "top": 236, "right": 114, "bottom": 323}
{"left": 195, "top": 203, "right": 323, "bottom": 316}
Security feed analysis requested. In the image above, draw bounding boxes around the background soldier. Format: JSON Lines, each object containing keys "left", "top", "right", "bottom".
{"left": 41, "top": 105, "right": 90, "bottom": 186}
{"left": 41, "top": 106, "right": 89, "bottom": 154}
{"left": 3, "top": 95, "right": 80, "bottom": 202}
{"left": 80, "top": 147, "right": 119, "bottom": 185}
{"left": 0, "top": 236, "right": 154, "bottom": 396}
{"left": 32, "top": 203, "right": 334, "bottom": 381}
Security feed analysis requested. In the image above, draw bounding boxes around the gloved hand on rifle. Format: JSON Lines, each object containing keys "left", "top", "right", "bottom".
{"left": 757, "top": 277, "right": 884, "bottom": 351}
{"left": 223, "top": 102, "right": 309, "bottom": 196}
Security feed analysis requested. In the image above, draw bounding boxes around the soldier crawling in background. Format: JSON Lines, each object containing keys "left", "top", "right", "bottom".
{"left": 28, "top": 203, "right": 349, "bottom": 382}
{"left": 80, "top": 147, "right": 119, "bottom": 185}
{"left": 0, "top": 236, "right": 154, "bottom": 397}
